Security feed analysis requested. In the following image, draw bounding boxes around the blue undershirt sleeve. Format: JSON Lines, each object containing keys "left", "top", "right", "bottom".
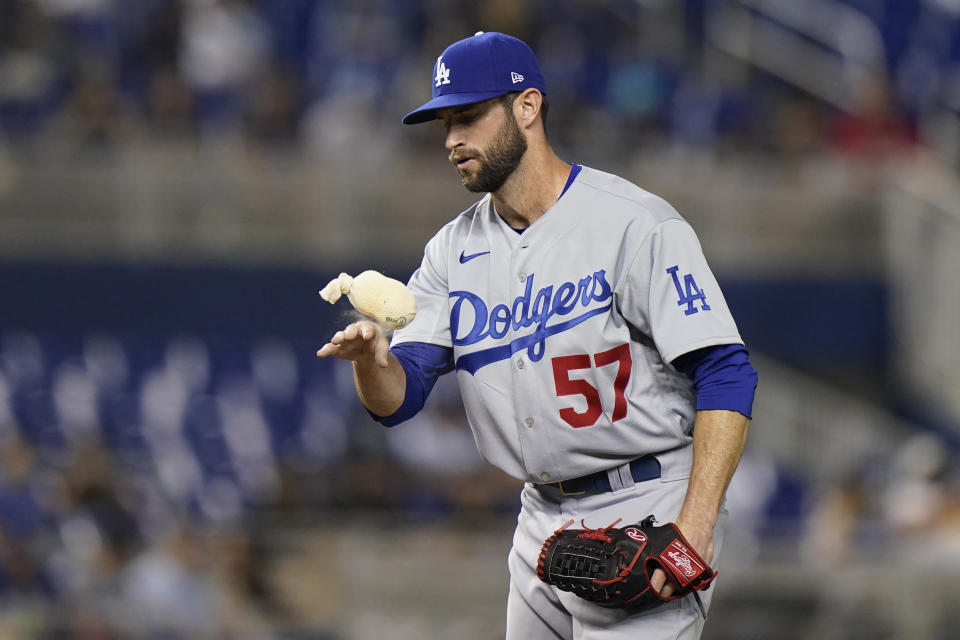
{"left": 367, "top": 342, "right": 455, "bottom": 427}
{"left": 671, "top": 344, "right": 758, "bottom": 419}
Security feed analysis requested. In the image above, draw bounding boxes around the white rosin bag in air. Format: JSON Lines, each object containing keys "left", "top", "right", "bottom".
{"left": 319, "top": 271, "right": 417, "bottom": 330}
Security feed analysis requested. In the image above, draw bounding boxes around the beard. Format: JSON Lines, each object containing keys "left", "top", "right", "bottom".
{"left": 453, "top": 108, "right": 527, "bottom": 193}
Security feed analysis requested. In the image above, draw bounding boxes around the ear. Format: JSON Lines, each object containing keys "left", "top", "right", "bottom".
{"left": 515, "top": 88, "right": 544, "bottom": 130}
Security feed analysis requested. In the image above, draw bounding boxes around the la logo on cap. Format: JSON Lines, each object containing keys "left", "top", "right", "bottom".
{"left": 435, "top": 56, "right": 451, "bottom": 87}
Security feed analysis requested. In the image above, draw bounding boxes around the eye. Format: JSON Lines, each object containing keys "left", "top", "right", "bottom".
{"left": 438, "top": 105, "right": 482, "bottom": 131}
{"left": 455, "top": 110, "right": 480, "bottom": 126}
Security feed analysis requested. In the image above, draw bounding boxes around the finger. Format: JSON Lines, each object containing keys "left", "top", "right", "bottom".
{"left": 359, "top": 322, "right": 376, "bottom": 341}
{"left": 650, "top": 568, "right": 665, "bottom": 593}
{"left": 316, "top": 343, "right": 340, "bottom": 358}
{"left": 343, "top": 324, "right": 360, "bottom": 341}
{"left": 329, "top": 330, "right": 346, "bottom": 345}
{"left": 651, "top": 568, "right": 675, "bottom": 597}
{"left": 373, "top": 332, "right": 389, "bottom": 367}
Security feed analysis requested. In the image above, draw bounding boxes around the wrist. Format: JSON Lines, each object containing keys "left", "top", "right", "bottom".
{"left": 674, "top": 512, "right": 717, "bottom": 563}
{"left": 353, "top": 354, "right": 405, "bottom": 416}
{"left": 676, "top": 511, "right": 716, "bottom": 530}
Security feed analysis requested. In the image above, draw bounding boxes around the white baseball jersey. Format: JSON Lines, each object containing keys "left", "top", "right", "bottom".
{"left": 391, "top": 165, "right": 743, "bottom": 484}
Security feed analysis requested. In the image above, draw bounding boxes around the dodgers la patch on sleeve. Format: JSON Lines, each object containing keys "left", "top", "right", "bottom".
{"left": 666, "top": 265, "right": 711, "bottom": 316}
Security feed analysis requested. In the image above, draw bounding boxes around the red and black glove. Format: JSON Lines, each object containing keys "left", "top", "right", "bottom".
{"left": 537, "top": 515, "right": 717, "bottom": 614}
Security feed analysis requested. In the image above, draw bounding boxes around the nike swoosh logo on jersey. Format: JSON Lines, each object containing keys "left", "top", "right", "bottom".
{"left": 459, "top": 250, "right": 491, "bottom": 264}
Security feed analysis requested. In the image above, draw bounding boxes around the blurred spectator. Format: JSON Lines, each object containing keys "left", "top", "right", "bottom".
{"left": 383, "top": 376, "right": 522, "bottom": 516}
{"left": 0, "top": 439, "right": 58, "bottom": 603}
{"left": 0, "top": 438, "right": 53, "bottom": 543}
{"left": 0, "top": 0, "right": 69, "bottom": 138}
{"left": 120, "top": 525, "right": 220, "bottom": 636}
{"left": 145, "top": 67, "right": 196, "bottom": 137}
{"left": 669, "top": 68, "right": 723, "bottom": 150}
{"left": 244, "top": 62, "right": 303, "bottom": 146}
{"left": 828, "top": 74, "right": 918, "bottom": 157}
{"left": 802, "top": 432, "right": 960, "bottom": 569}
{"left": 383, "top": 377, "right": 484, "bottom": 478}
{"left": 0, "top": 527, "right": 55, "bottom": 603}
{"left": 879, "top": 433, "right": 955, "bottom": 536}
{"left": 769, "top": 96, "right": 829, "bottom": 157}
{"left": 209, "top": 527, "right": 283, "bottom": 637}
{"left": 180, "top": 0, "right": 269, "bottom": 133}
{"left": 801, "top": 468, "right": 874, "bottom": 569}
{"left": 47, "top": 442, "right": 140, "bottom": 623}
{"left": 61, "top": 442, "right": 141, "bottom": 560}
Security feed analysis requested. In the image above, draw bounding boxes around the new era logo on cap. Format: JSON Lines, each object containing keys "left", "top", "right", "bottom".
{"left": 402, "top": 31, "right": 547, "bottom": 125}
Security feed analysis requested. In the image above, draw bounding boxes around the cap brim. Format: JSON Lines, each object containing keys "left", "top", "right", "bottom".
{"left": 402, "top": 90, "right": 509, "bottom": 124}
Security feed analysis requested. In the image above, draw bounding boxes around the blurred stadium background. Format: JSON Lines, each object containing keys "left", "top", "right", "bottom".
{"left": 0, "top": 0, "right": 958, "bottom": 638}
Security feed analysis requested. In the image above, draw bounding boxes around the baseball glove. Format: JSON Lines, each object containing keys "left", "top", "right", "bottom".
{"left": 536, "top": 516, "right": 716, "bottom": 614}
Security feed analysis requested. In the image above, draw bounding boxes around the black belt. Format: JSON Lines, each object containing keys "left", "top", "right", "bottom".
{"left": 546, "top": 456, "right": 661, "bottom": 496}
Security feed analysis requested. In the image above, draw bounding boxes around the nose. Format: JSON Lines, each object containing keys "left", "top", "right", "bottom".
{"left": 444, "top": 124, "right": 465, "bottom": 151}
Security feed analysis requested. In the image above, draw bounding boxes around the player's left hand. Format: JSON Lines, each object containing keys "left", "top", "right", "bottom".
{"left": 650, "top": 519, "right": 714, "bottom": 598}
{"left": 537, "top": 515, "right": 717, "bottom": 613}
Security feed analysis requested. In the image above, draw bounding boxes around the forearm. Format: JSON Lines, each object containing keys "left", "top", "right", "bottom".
{"left": 677, "top": 409, "right": 750, "bottom": 535}
{"left": 353, "top": 353, "right": 406, "bottom": 417}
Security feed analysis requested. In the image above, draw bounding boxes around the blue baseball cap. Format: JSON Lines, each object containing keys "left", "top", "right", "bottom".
{"left": 402, "top": 31, "right": 547, "bottom": 125}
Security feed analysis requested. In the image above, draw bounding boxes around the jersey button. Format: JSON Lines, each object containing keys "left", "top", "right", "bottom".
{"left": 524, "top": 417, "right": 534, "bottom": 428}
{"left": 540, "top": 472, "right": 550, "bottom": 482}
{"left": 516, "top": 359, "right": 525, "bottom": 369}
{"left": 518, "top": 273, "right": 526, "bottom": 282}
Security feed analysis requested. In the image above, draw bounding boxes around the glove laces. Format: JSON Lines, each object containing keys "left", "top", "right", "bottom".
{"left": 575, "top": 518, "right": 623, "bottom": 544}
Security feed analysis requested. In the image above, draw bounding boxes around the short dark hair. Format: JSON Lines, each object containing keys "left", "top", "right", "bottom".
{"left": 499, "top": 91, "right": 550, "bottom": 133}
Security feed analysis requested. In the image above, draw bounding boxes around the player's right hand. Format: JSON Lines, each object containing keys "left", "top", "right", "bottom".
{"left": 316, "top": 320, "right": 390, "bottom": 368}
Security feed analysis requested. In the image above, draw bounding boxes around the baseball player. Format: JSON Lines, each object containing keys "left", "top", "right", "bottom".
{"left": 317, "top": 32, "right": 757, "bottom": 639}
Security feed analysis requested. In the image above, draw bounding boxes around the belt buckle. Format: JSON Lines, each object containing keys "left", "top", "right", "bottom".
{"left": 557, "top": 479, "right": 586, "bottom": 497}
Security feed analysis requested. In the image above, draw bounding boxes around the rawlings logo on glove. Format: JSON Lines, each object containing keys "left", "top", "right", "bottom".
{"left": 536, "top": 516, "right": 716, "bottom": 614}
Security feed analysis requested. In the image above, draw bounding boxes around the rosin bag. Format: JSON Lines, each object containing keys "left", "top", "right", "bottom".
{"left": 319, "top": 271, "right": 417, "bottom": 330}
